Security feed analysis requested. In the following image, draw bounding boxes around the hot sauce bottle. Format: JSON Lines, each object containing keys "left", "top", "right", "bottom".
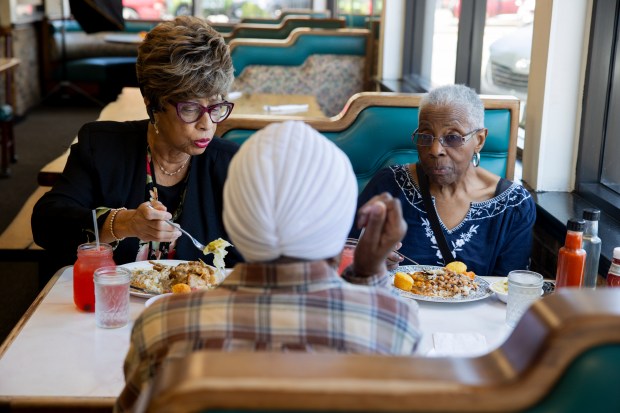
{"left": 606, "top": 247, "right": 620, "bottom": 287}
{"left": 555, "top": 218, "right": 586, "bottom": 289}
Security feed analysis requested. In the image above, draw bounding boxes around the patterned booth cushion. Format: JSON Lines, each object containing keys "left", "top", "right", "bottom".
{"left": 233, "top": 54, "right": 365, "bottom": 116}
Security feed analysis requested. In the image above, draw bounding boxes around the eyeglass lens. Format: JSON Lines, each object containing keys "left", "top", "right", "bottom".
{"left": 177, "top": 102, "right": 233, "bottom": 123}
{"left": 413, "top": 133, "right": 466, "bottom": 147}
{"left": 412, "top": 128, "right": 480, "bottom": 147}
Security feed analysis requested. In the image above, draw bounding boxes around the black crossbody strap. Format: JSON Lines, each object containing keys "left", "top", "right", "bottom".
{"left": 416, "top": 164, "right": 454, "bottom": 264}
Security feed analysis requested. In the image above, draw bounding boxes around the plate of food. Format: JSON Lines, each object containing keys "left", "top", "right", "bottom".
{"left": 122, "top": 260, "right": 229, "bottom": 298}
{"left": 391, "top": 263, "right": 492, "bottom": 303}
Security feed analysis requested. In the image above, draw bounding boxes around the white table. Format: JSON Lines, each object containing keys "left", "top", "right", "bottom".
{"left": 0, "top": 267, "right": 144, "bottom": 408}
{"left": 0, "top": 267, "right": 512, "bottom": 409}
{"left": 103, "top": 33, "right": 144, "bottom": 44}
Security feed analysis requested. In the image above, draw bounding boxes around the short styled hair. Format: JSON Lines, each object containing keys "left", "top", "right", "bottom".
{"left": 136, "top": 16, "right": 234, "bottom": 113}
{"left": 419, "top": 84, "right": 485, "bottom": 129}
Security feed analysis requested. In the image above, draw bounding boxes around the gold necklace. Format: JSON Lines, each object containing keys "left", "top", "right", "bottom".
{"left": 155, "top": 155, "right": 191, "bottom": 176}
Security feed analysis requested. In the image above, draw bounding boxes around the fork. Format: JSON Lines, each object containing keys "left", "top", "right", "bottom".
{"left": 394, "top": 250, "right": 421, "bottom": 266}
{"left": 165, "top": 220, "right": 206, "bottom": 252}
{"left": 147, "top": 204, "right": 206, "bottom": 251}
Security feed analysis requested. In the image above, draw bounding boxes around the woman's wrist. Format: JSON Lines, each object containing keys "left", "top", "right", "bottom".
{"left": 109, "top": 208, "right": 128, "bottom": 242}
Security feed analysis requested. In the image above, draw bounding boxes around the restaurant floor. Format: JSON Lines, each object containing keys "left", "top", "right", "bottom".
{"left": 0, "top": 98, "right": 101, "bottom": 345}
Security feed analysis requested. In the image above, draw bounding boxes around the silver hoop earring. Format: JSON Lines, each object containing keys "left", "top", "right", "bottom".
{"left": 472, "top": 152, "right": 480, "bottom": 167}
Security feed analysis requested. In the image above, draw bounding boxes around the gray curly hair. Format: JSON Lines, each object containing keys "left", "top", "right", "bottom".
{"left": 136, "top": 16, "right": 234, "bottom": 113}
{"left": 419, "top": 84, "right": 485, "bottom": 129}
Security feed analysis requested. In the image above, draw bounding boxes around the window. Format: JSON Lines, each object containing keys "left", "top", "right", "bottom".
{"left": 576, "top": 0, "right": 620, "bottom": 217}
{"left": 401, "top": 0, "right": 536, "bottom": 153}
{"left": 164, "top": 1, "right": 312, "bottom": 22}
{"left": 480, "top": 0, "right": 535, "bottom": 130}
{"left": 121, "top": 0, "right": 167, "bottom": 20}
{"left": 430, "top": 1, "right": 459, "bottom": 86}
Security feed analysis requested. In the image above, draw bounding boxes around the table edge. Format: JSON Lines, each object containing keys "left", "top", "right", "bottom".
{"left": 0, "top": 266, "right": 69, "bottom": 359}
{"left": 0, "top": 395, "right": 115, "bottom": 409}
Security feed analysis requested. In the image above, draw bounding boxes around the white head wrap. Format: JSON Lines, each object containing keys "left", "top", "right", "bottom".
{"left": 223, "top": 121, "right": 357, "bottom": 262}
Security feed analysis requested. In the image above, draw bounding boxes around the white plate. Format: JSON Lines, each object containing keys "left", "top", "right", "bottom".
{"left": 144, "top": 293, "right": 173, "bottom": 307}
{"left": 121, "top": 260, "right": 230, "bottom": 299}
{"left": 122, "top": 259, "right": 187, "bottom": 298}
{"left": 390, "top": 265, "right": 492, "bottom": 303}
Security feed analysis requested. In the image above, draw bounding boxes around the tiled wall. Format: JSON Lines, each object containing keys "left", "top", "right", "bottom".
{"left": 1, "top": 24, "right": 40, "bottom": 116}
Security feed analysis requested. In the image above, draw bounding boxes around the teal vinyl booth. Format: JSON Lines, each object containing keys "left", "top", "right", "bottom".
{"left": 138, "top": 289, "right": 620, "bottom": 413}
{"left": 223, "top": 17, "right": 346, "bottom": 41}
{"left": 240, "top": 9, "right": 331, "bottom": 24}
{"left": 217, "top": 92, "right": 520, "bottom": 192}
{"left": 229, "top": 29, "right": 373, "bottom": 117}
{"left": 46, "top": 20, "right": 159, "bottom": 102}
{"left": 229, "top": 28, "right": 371, "bottom": 81}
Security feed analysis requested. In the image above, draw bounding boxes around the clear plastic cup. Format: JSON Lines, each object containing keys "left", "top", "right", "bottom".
{"left": 94, "top": 266, "right": 131, "bottom": 329}
{"left": 506, "top": 270, "right": 543, "bottom": 327}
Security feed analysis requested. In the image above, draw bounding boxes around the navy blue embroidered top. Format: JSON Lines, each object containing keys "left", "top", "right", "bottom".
{"left": 353, "top": 165, "right": 536, "bottom": 277}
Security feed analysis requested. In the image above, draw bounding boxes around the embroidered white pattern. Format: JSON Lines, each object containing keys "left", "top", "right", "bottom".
{"left": 390, "top": 164, "right": 531, "bottom": 266}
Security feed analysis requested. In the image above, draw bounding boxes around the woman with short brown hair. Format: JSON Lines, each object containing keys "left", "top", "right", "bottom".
{"left": 33, "top": 16, "right": 242, "bottom": 267}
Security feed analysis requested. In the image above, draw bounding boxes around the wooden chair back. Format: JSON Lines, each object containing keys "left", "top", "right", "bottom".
{"left": 137, "top": 289, "right": 620, "bottom": 413}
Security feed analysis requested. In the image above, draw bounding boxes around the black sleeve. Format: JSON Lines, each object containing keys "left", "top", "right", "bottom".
{"left": 349, "top": 167, "right": 394, "bottom": 239}
{"left": 31, "top": 123, "right": 104, "bottom": 265}
{"left": 31, "top": 121, "right": 146, "bottom": 267}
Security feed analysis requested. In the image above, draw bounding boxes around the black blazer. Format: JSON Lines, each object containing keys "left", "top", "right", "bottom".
{"left": 32, "top": 119, "right": 242, "bottom": 268}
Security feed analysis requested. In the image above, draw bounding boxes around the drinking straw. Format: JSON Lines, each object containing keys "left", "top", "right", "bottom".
{"left": 92, "top": 209, "right": 100, "bottom": 249}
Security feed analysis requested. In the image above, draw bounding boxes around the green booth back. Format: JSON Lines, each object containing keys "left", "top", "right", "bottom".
{"left": 230, "top": 19, "right": 345, "bottom": 41}
{"left": 220, "top": 107, "right": 513, "bottom": 192}
{"left": 230, "top": 31, "right": 368, "bottom": 75}
{"left": 241, "top": 11, "right": 331, "bottom": 24}
{"left": 51, "top": 20, "right": 157, "bottom": 33}
{"left": 340, "top": 14, "right": 372, "bottom": 28}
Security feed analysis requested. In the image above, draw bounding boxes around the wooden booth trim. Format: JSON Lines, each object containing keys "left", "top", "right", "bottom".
{"left": 216, "top": 92, "right": 520, "bottom": 180}
{"left": 139, "top": 289, "right": 620, "bottom": 413}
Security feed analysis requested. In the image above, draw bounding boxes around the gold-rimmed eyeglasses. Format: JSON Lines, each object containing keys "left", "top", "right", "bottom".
{"left": 411, "top": 128, "right": 483, "bottom": 148}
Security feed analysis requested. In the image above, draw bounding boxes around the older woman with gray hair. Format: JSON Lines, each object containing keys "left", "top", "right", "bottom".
{"left": 32, "top": 16, "right": 242, "bottom": 267}
{"left": 353, "top": 84, "right": 536, "bottom": 277}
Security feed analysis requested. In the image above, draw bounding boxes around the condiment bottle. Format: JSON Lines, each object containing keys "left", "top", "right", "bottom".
{"left": 582, "top": 208, "right": 602, "bottom": 288}
{"left": 555, "top": 218, "right": 586, "bottom": 289}
{"left": 73, "top": 243, "right": 115, "bottom": 312}
{"left": 607, "top": 247, "right": 620, "bottom": 287}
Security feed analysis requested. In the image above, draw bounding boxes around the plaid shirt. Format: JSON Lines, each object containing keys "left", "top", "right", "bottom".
{"left": 116, "top": 261, "right": 421, "bottom": 412}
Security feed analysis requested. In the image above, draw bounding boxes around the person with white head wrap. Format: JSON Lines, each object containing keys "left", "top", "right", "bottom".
{"left": 223, "top": 120, "right": 357, "bottom": 262}
{"left": 119, "top": 122, "right": 420, "bottom": 409}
